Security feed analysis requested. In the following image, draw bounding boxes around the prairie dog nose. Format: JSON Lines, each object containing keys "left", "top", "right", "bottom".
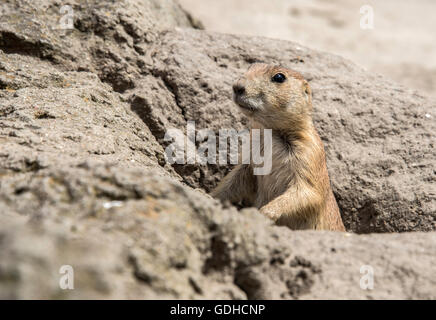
{"left": 232, "top": 83, "right": 246, "bottom": 96}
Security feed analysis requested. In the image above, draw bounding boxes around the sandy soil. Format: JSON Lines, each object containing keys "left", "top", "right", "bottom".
{"left": 179, "top": 0, "right": 436, "bottom": 97}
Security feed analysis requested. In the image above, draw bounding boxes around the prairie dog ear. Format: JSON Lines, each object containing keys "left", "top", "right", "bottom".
{"left": 302, "top": 80, "right": 312, "bottom": 103}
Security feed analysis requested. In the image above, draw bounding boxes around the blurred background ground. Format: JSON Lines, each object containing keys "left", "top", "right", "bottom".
{"left": 179, "top": 0, "right": 436, "bottom": 97}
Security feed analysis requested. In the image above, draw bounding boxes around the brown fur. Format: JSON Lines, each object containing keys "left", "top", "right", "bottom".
{"left": 212, "top": 63, "right": 345, "bottom": 231}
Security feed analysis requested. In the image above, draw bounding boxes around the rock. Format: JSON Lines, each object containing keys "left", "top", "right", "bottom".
{"left": 143, "top": 28, "right": 436, "bottom": 233}
{"left": 0, "top": 0, "right": 435, "bottom": 299}
{"left": 2, "top": 174, "right": 436, "bottom": 299}
{"left": 1, "top": 184, "right": 436, "bottom": 299}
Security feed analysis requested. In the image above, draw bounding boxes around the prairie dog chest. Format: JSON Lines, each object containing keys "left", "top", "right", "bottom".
{"left": 251, "top": 131, "right": 294, "bottom": 208}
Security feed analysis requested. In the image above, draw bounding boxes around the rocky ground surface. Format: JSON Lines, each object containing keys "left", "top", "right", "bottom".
{"left": 0, "top": 0, "right": 435, "bottom": 299}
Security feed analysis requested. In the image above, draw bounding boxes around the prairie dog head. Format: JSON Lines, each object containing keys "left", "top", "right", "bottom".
{"left": 233, "top": 63, "right": 312, "bottom": 129}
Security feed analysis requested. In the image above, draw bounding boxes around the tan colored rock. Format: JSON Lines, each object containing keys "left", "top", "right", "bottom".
{"left": 0, "top": 0, "right": 435, "bottom": 299}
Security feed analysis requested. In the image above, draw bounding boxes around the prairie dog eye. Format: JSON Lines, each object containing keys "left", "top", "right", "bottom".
{"left": 271, "top": 73, "right": 286, "bottom": 83}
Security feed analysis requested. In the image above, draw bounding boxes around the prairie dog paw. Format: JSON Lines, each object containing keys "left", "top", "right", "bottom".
{"left": 259, "top": 206, "right": 281, "bottom": 222}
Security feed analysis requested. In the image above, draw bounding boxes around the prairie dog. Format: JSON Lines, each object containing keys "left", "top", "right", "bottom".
{"left": 212, "top": 63, "right": 345, "bottom": 231}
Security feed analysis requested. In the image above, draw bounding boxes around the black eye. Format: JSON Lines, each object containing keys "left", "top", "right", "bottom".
{"left": 272, "top": 73, "right": 286, "bottom": 83}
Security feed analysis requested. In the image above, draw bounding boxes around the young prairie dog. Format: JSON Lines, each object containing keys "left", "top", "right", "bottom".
{"left": 212, "top": 63, "right": 345, "bottom": 231}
